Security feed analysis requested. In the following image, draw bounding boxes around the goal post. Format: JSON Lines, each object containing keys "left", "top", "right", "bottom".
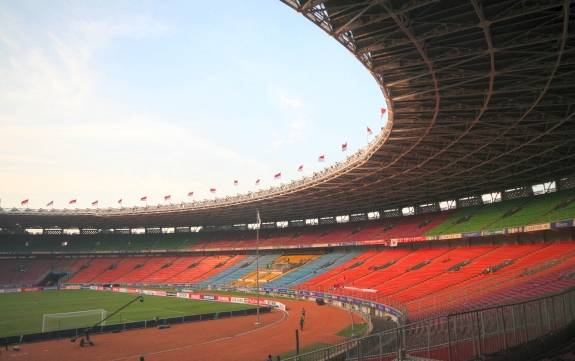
{"left": 42, "top": 309, "right": 107, "bottom": 333}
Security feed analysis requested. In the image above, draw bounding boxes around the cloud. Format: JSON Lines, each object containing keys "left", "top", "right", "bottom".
{"left": 0, "top": 117, "right": 272, "bottom": 207}
{"left": 270, "top": 117, "right": 308, "bottom": 149}
{"left": 288, "top": 119, "right": 306, "bottom": 131}
{"left": 0, "top": 8, "right": 272, "bottom": 208}
{"left": 279, "top": 94, "right": 304, "bottom": 109}
{"left": 0, "top": 11, "right": 174, "bottom": 127}
{"left": 74, "top": 15, "right": 173, "bottom": 40}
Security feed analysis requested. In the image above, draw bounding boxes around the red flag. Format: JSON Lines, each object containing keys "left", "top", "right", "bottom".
{"left": 298, "top": 164, "right": 304, "bottom": 172}
{"left": 318, "top": 155, "right": 325, "bottom": 162}
{"left": 21, "top": 199, "right": 29, "bottom": 206}
{"left": 274, "top": 172, "right": 281, "bottom": 180}
{"left": 367, "top": 126, "right": 373, "bottom": 135}
{"left": 341, "top": 143, "right": 348, "bottom": 152}
{"left": 380, "top": 107, "right": 387, "bottom": 117}
{"left": 164, "top": 195, "right": 171, "bottom": 201}
{"left": 91, "top": 200, "right": 98, "bottom": 206}
{"left": 46, "top": 200, "right": 53, "bottom": 207}
{"left": 187, "top": 191, "right": 194, "bottom": 197}
{"left": 210, "top": 188, "right": 216, "bottom": 193}
{"left": 69, "top": 199, "right": 77, "bottom": 205}
{"left": 140, "top": 196, "right": 147, "bottom": 202}
{"left": 255, "top": 179, "right": 261, "bottom": 185}
{"left": 118, "top": 199, "right": 122, "bottom": 204}
{"left": 234, "top": 180, "right": 238, "bottom": 186}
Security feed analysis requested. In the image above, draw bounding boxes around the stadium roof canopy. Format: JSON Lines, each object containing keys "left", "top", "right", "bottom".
{"left": 1, "top": 0, "right": 575, "bottom": 229}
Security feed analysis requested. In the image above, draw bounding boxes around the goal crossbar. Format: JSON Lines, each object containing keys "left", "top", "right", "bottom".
{"left": 42, "top": 309, "right": 107, "bottom": 333}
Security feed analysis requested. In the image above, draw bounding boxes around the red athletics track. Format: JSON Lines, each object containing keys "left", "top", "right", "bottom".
{"left": 0, "top": 299, "right": 364, "bottom": 361}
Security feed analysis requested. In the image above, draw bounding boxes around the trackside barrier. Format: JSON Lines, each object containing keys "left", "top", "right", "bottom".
{"left": 193, "top": 285, "right": 405, "bottom": 322}
{"left": 283, "top": 287, "right": 575, "bottom": 361}
{"left": 0, "top": 307, "right": 270, "bottom": 346}
{"left": 60, "top": 284, "right": 287, "bottom": 311}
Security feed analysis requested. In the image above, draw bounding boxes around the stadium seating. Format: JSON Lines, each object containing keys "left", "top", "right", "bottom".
{"left": 91, "top": 257, "right": 150, "bottom": 283}
{"left": 142, "top": 256, "right": 202, "bottom": 283}
{"left": 2, "top": 189, "right": 575, "bottom": 331}
{"left": 2, "top": 239, "right": 575, "bottom": 328}
{"left": 404, "top": 242, "right": 575, "bottom": 318}
{"left": 64, "top": 255, "right": 246, "bottom": 285}
{"left": 1, "top": 190, "right": 574, "bottom": 256}
{"left": 299, "top": 250, "right": 380, "bottom": 288}
{"left": 294, "top": 241, "right": 575, "bottom": 319}
{"left": 114, "top": 257, "right": 173, "bottom": 283}
{"left": 232, "top": 254, "right": 319, "bottom": 286}
{"left": 265, "top": 251, "right": 360, "bottom": 288}
{"left": 388, "top": 246, "right": 498, "bottom": 301}
{"left": 427, "top": 189, "right": 575, "bottom": 235}
{"left": 356, "top": 248, "right": 451, "bottom": 290}
{"left": 299, "top": 249, "right": 420, "bottom": 290}
{"left": 165, "top": 255, "right": 238, "bottom": 284}
{"left": 0, "top": 258, "right": 80, "bottom": 287}
{"left": 196, "top": 255, "right": 257, "bottom": 286}
{"left": 67, "top": 258, "right": 117, "bottom": 283}
{"left": 474, "top": 261, "right": 575, "bottom": 305}
{"left": 234, "top": 270, "right": 281, "bottom": 286}
{"left": 371, "top": 212, "right": 452, "bottom": 241}
{"left": 426, "top": 199, "right": 528, "bottom": 235}
{"left": 199, "top": 254, "right": 278, "bottom": 287}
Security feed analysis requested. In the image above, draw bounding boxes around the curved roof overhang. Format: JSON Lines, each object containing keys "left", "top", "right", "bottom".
{"left": 1, "top": 0, "right": 574, "bottom": 229}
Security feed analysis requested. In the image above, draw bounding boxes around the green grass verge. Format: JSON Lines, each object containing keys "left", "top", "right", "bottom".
{"left": 336, "top": 323, "right": 368, "bottom": 338}
{"left": 277, "top": 323, "right": 367, "bottom": 359}
{"left": 279, "top": 342, "right": 332, "bottom": 359}
{"left": 0, "top": 290, "right": 254, "bottom": 337}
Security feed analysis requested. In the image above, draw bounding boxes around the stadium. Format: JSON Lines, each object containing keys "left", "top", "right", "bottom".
{"left": 1, "top": 0, "right": 575, "bottom": 360}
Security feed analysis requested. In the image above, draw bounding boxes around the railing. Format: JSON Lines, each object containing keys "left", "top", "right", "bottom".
{"left": 298, "top": 285, "right": 407, "bottom": 319}
{"left": 284, "top": 287, "right": 575, "bottom": 361}
{"left": 405, "top": 250, "right": 575, "bottom": 321}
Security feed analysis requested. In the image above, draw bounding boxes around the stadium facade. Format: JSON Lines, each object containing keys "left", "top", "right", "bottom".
{"left": 1, "top": 1, "right": 575, "bottom": 360}
{"left": 1, "top": 0, "right": 574, "bottom": 230}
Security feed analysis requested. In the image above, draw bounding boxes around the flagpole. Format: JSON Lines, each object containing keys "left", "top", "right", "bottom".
{"left": 255, "top": 208, "right": 261, "bottom": 326}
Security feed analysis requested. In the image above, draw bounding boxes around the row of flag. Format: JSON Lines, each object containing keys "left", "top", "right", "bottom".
{"left": 17, "top": 150, "right": 339, "bottom": 207}
{"left": 19, "top": 108, "right": 387, "bottom": 208}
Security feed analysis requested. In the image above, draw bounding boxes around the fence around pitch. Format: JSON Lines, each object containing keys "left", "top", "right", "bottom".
{"left": 0, "top": 307, "right": 270, "bottom": 346}
{"left": 284, "top": 287, "right": 575, "bottom": 361}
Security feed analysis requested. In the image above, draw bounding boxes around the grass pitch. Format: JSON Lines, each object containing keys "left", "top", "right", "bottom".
{"left": 0, "top": 290, "right": 255, "bottom": 337}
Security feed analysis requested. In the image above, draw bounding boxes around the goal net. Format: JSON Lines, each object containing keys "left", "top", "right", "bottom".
{"left": 42, "top": 309, "right": 107, "bottom": 333}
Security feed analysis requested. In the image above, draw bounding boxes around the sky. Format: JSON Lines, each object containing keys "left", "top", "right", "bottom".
{"left": 0, "top": 0, "right": 387, "bottom": 209}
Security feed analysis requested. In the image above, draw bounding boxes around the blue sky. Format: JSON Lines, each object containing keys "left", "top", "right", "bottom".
{"left": 0, "top": 0, "right": 387, "bottom": 209}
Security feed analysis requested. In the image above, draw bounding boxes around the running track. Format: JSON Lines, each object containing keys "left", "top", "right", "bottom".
{"left": 0, "top": 299, "right": 364, "bottom": 361}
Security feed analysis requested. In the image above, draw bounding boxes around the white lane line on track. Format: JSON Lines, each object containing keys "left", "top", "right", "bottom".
{"left": 107, "top": 309, "right": 289, "bottom": 361}
{"left": 8, "top": 353, "right": 28, "bottom": 358}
